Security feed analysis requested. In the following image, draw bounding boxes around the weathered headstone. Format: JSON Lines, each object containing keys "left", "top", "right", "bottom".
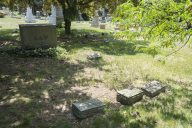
{"left": 93, "top": 33, "right": 98, "bottom": 37}
{"left": 117, "top": 87, "right": 143, "bottom": 105}
{"left": 110, "top": 31, "right": 115, "bottom": 34}
{"left": 72, "top": 29, "right": 77, "bottom": 31}
{"left": 100, "top": 24, "right": 106, "bottom": 29}
{"left": 91, "top": 10, "right": 99, "bottom": 27}
{"left": 141, "top": 81, "right": 166, "bottom": 97}
{"left": 12, "top": 30, "right": 18, "bottom": 33}
{"left": 25, "top": 7, "right": 36, "bottom": 23}
{"left": 19, "top": 24, "right": 57, "bottom": 48}
{"left": 102, "top": 32, "right": 107, "bottom": 36}
{"left": 87, "top": 53, "right": 102, "bottom": 59}
{"left": 85, "top": 34, "right": 92, "bottom": 38}
{"left": 72, "top": 99, "right": 105, "bottom": 119}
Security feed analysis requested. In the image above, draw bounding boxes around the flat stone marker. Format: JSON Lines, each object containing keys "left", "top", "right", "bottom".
{"left": 0, "top": 26, "right": 3, "bottom": 28}
{"left": 12, "top": 30, "right": 18, "bottom": 33}
{"left": 76, "top": 21, "right": 80, "bottom": 23}
{"left": 102, "top": 32, "right": 107, "bottom": 36}
{"left": 110, "top": 31, "right": 115, "bottom": 34}
{"left": 85, "top": 34, "right": 92, "bottom": 38}
{"left": 117, "top": 87, "right": 143, "bottom": 105}
{"left": 87, "top": 53, "right": 102, "bottom": 59}
{"left": 114, "top": 27, "right": 120, "bottom": 30}
{"left": 16, "top": 17, "right": 21, "bottom": 19}
{"left": 141, "top": 81, "right": 166, "bottom": 97}
{"left": 93, "top": 33, "right": 98, "bottom": 37}
{"left": 72, "top": 99, "right": 105, "bottom": 119}
{"left": 72, "top": 29, "right": 77, "bottom": 31}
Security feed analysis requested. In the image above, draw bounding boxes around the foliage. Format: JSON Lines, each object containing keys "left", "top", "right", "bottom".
{"left": 0, "top": 10, "right": 9, "bottom": 18}
{"left": 113, "top": 0, "right": 192, "bottom": 57}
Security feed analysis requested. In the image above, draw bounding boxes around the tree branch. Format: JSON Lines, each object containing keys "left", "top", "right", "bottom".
{"left": 78, "top": 0, "right": 94, "bottom": 5}
{"left": 165, "top": 34, "right": 191, "bottom": 57}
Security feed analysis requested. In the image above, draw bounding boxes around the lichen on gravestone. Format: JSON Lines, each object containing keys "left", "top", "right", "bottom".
{"left": 141, "top": 81, "right": 166, "bottom": 97}
{"left": 72, "top": 99, "right": 105, "bottom": 119}
{"left": 117, "top": 87, "right": 143, "bottom": 105}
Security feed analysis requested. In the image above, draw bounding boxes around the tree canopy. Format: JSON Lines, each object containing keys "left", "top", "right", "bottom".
{"left": 113, "top": 0, "right": 192, "bottom": 57}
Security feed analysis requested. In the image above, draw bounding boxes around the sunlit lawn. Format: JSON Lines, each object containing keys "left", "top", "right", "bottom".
{"left": 0, "top": 15, "right": 192, "bottom": 128}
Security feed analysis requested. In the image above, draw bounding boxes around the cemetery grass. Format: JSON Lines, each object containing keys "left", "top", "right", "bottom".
{"left": 0, "top": 16, "right": 192, "bottom": 128}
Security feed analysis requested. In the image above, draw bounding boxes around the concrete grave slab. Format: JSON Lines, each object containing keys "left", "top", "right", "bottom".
{"left": 85, "top": 34, "right": 92, "bottom": 38}
{"left": 87, "top": 53, "right": 102, "bottom": 59}
{"left": 141, "top": 81, "right": 166, "bottom": 97}
{"left": 102, "top": 32, "right": 107, "bottom": 36}
{"left": 117, "top": 87, "right": 143, "bottom": 105}
{"left": 110, "top": 31, "right": 115, "bottom": 34}
{"left": 72, "top": 99, "right": 105, "bottom": 119}
{"left": 93, "top": 33, "right": 98, "bottom": 37}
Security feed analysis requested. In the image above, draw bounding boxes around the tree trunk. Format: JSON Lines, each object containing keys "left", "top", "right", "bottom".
{"left": 65, "top": 19, "right": 71, "bottom": 35}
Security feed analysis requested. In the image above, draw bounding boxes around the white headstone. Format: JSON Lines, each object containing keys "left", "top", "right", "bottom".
{"left": 25, "top": 7, "right": 36, "bottom": 23}
{"left": 91, "top": 10, "right": 99, "bottom": 27}
{"left": 48, "top": 5, "right": 56, "bottom": 24}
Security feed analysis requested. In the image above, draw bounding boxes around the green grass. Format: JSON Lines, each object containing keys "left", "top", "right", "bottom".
{"left": 0, "top": 14, "right": 192, "bottom": 128}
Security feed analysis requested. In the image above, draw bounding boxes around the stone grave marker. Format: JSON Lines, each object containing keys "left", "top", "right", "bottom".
{"left": 141, "top": 81, "right": 166, "bottom": 97}
{"left": 81, "top": 29, "right": 85, "bottom": 31}
{"left": 100, "top": 24, "right": 106, "bottom": 29}
{"left": 19, "top": 24, "right": 57, "bottom": 48}
{"left": 102, "top": 32, "right": 107, "bottom": 36}
{"left": 16, "top": 17, "right": 21, "bottom": 19}
{"left": 12, "top": 30, "right": 18, "bottom": 33}
{"left": 93, "top": 33, "right": 98, "bottom": 37}
{"left": 76, "top": 21, "right": 80, "bottom": 23}
{"left": 72, "top": 98, "right": 105, "bottom": 119}
{"left": 72, "top": 29, "right": 77, "bottom": 31}
{"left": 87, "top": 53, "right": 102, "bottom": 59}
{"left": 110, "top": 31, "right": 115, "bottom": 34}
{"left": 85, "top": 34, "right": 92, "bottom": 38}
{"left": 0, "top": 26, "right": 2, "bottom": 28}
{"left": 117, "top": 87, "right": 143, "bottom": 105}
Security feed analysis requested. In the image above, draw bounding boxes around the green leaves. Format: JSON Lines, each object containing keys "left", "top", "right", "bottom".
{"left": 113, "top": 0, "right": 192, "bottom": 57}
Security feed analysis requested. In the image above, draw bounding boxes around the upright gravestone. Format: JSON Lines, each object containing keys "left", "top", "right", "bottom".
{"left": 35, "top": 11, "right": 41, "bottom": 19}
{"left": 19, "top": 24, "right": 57, "bottom": 48}
{"left": 56, "top": 6, "right": 64, "bottom": 24}
{"left": 107, "top": 14, "right": 112, "bottom": 22}
{"left": 48, "top": 5, "right": 56, "bottom": 24}
{"left": 25, "top": 7, "right": 36, "bottom": 23}
{"left": 79, "top": 11, "right": 84, "bottom": 21}
{"left": 101, "top": 8, "right": 106, "bottom": 23}
{"left": 91, "top": 10, "right": 99, "bottom": 27}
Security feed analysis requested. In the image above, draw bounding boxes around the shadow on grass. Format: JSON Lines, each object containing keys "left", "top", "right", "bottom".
{"left": 57, "top": 29, "right": 149, "bottom": 56}
{"left": 0, "top": 28, "right": 20, "bottom": 41}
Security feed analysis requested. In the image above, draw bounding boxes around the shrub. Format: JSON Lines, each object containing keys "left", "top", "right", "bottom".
{"left": 0, "top": 10, "right": 9, "bottom": 18}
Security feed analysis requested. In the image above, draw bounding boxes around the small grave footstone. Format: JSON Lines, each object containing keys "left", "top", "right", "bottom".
{"left": 16, "top": 17, "right": 21, "bottom": 19}
{"left": 141, "top": 81, "right": 166, "bottom": 97}
{"left": 85, "top": 34, "right": 92, "bottom": 38}
{"left": 76, "top": 21, "right": 80, "bottom": 23}
{"left": 15, "top": 28, "right": 19, "bottom": 31}
{"left": 114, "top": 27, "right": 120, "bottom": 30}
{"left": 93, "top": 33, "right": 98, "bottom": 37}
{"left": 72, "top": 29, "right": 77, "bottom": 31}
{"left": 72, "top": 99, "right": 105, "bottom": 119}
{"left": 100, "top": 24, "right": 106, "bottom": 29}
{"left": 87, "top": 53, "right": 102, "bottom": 59}
{"left": 102, "top": 32, "right": 107, "bottom": 36}
{"left": 12, "top": 30, "right": 18, "bottom": 33}
{"left": 110, "top": 31, "right": 115, "bottom": 34}
{"left": 117, "top": 87, "right": 143, "bottom": 105}
{"left": 82, "top": 41, "right": 88, "bottom": 44}
{"left": 0, "top": 26, "right": 2, "bottom": 28}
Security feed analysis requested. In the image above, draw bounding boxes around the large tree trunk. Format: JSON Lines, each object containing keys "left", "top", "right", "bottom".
{"left": 65, "top": 19, "right": 71, "bottom": 35}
